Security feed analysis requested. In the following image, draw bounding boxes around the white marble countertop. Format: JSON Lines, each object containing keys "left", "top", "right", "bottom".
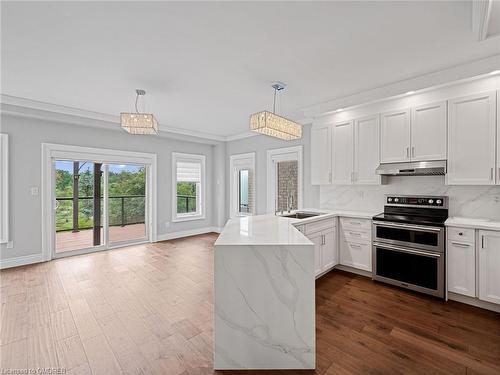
{"left": 445, "top": 217, "right": 500, "bottom": 231}
{"left": 215, "top": 209, "right": 379, "bottom": 246}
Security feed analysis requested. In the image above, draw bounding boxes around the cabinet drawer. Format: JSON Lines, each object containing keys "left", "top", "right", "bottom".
{"left": 340, "top": 217, "right": 371, "bottom": 231}
{"left": 447, "top": 226, "right": 475, "bottom": 244}
{"left": 340, "top": 228, "right": 371, "bottom": 242}
{"left": 305, "top": 218, "right": 336, "bottom": 235}
{"left": 339, "top": 239, "right": 372, "bottom": 272}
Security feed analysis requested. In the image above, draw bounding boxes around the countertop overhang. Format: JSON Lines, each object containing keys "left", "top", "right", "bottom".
{"left": 214, "top": 209, "right": 378, "bottom": 246}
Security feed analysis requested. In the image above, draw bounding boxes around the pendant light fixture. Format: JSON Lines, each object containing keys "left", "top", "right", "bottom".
{"left": 250, "top": 83, "right": 302, "bottom": 140}
{"left": 121, "top": 89, "right": 159, "bottom": 135}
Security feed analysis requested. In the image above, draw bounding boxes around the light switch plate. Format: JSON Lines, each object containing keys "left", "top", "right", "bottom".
{"left": 31, "top": 187, "right": 39, "bottom": 196}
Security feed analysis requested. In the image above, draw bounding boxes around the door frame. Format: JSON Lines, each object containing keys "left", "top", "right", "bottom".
{"left": 41, "top": 143, "right": 157, "bottom": 261}
{"left": 266, "top": 145, "right": 303, "bottom": 214}
{"left": 229, "top": 152, "right": 255, "bottom": 218}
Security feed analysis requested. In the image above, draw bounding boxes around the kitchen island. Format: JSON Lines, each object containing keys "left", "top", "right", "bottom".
{"left": 213, "top": 214, "right": 316, "bottom": 370}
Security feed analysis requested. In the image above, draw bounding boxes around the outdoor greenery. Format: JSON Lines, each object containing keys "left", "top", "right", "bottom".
{"left": 177, "top": 182, "right": 197, "bottom": 213}
{"left": 55, "top": 163, "right": 146, "bottom": 231}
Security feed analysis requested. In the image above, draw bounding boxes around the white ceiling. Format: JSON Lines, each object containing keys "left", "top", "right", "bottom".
{"left": 2, "top": 1, "right": 499, "bottom": 138}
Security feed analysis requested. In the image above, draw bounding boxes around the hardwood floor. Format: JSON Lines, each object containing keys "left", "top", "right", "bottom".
{"left": 1, "top": 233, "right": 499, "bottom": 374}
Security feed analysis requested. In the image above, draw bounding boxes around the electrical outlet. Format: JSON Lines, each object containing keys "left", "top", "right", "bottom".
{"left": 31, "top": 187, "right": 39, "bottom": 196}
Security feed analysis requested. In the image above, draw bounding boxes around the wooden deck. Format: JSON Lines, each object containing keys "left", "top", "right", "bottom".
{"left": 55, "top": 224, "right": 146, "bottom": 253}
{"left": 1, "top": 233, "right": 499, "bottom": 374}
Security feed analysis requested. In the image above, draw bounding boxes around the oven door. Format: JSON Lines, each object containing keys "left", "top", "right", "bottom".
{"left": 372, "top": 242, "right": 444, "bottom": 298}
{"left": 372, "top": 221, "right": 444, "bottom": 252}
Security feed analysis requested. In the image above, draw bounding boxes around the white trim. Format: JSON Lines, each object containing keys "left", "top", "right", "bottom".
{"left": 156, "top": 226, "right": 221, "bottom": 242}
{"left": 42, "top": 143, "right": 157, "bottom": 261}
{"left": 1, "top": 95, "right": 226, "bottom": 143}
{"left": 0, "top": 253, "right": 44, "bottom": 270}
{"left": 302, "top": 54, "right": 500, "bottom": 118}
{"left": 448, "top": 292, "right": 500, "bottom": 314}
{"left": 472, "top": 0, "right": 494, "bottom": 41}
{"left": 0, "top": 134, "right": 8, "bottom": 244}
{"left": 266, "top": 145, "right": 303, "bottom": 214}
{"left": 172, "top": 152, "right": 206, "bottom": 222}
{"left": 229, "top": 152, "right": 256, "bottom": 218}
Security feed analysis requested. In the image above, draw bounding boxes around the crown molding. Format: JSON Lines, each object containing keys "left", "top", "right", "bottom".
{"left": 302, "top": 54, "right": 500, "bottom": 118}
{"left": 0, "top": 94, "right": 226, "bottom": 144}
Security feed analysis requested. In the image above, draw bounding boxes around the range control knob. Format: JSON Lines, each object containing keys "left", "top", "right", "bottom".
{"left": 387, "top": 197, "right": 393, "bottom": 202}
{"left": 436, "top": 199, "right": 442, "bottom": 205}
{"left": 394, "top": 198, "right": 399, "bottom": 203}
{"left": 428, "top": 199, "right": 434, "bottom": 204}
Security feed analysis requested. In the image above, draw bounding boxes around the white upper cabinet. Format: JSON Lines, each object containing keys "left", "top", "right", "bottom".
{"left": 380, "top": 109, "right": 411, "bottom": 163}
{"left": 410, "top": 101, "right": 447, "bottom": 161}
{"left": 447, "top": 91, "right": 496, "bottom": 185}
{"left": 478, "top": 230, "right": 500, "bottom": 305}
{"left": 332, "top": 120, "right": 353, "bottom": 185}
{"left": 311, "top": 126, "right": 332, "bottom": 185}
{"left": 353, "top": 115, "right": 381, "bottom": 185}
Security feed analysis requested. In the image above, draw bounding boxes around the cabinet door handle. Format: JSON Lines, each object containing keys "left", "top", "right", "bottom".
{"left": 406, "top": 147, "right": 409, "bottom": 159}
{"left": 349, "top": 232, "right": 362, "bottom": 237}
{"left": 411, "top": 147, "right": 415, "bottom": 158}
{"left": 491, "top": 167, "right": 494, "bottom": 181}
{"left": 329, "top": 172, "right": 332, "bottom": 183}
{"left": 481, "top": 235, "right": 485, "bottom": 249}
{"left": 451, "top": 242, "right": 470, "bottom": 248}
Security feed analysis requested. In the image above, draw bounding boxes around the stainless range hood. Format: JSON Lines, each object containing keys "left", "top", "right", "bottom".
{"left": 375, "top": 160, "right": 446, "bottom": 176}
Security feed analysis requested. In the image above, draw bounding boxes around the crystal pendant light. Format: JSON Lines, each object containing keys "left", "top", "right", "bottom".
{"left": 250, "top": 83, "right": 302, "bottom": 140}
{"left": 121, "top": 89, "right": 159, "bottom": 135}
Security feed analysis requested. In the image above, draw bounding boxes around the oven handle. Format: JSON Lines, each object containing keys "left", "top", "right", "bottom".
{"left": 372, "top": 221, "right": 442, "bottom": 233}
{"left": 373, "top": 242, "right": 441, "bottom": 258}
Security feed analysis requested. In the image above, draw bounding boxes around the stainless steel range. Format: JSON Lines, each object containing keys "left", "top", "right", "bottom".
{"left": 372, "top": 195, "right": 449, "bottom": 298}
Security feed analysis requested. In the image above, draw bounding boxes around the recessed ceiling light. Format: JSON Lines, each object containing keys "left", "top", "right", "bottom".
{"left": 405, "top": 90, "right": 416, "bottom": 95}
{"left": 488, "top": 70, "right": 500, "bottom": 75}
{"left": 336, "top": 108, "right": 343, "bottom": 112}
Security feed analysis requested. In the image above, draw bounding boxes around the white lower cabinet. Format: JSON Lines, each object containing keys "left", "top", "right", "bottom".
{"left": 447, "top": 240, "right": 475, "bottom": 297}
{"left": 339, "top": 240, "right": 371, "bottom": 271}
{"left": 447, "top": 226, "right": 500, "bottom": 307}
{"left": 296, "top": 218, "right": 338, "bottom": 278}
{"left": 478, "top": 230, "right": 500, "bottom": 304}
{"left": 339, "top": 217, "right": 372, "bottom": 272}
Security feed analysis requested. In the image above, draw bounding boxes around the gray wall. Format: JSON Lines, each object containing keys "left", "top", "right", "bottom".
{"left": 225, "top": 124, "right": 320, "bottom": 218}
{"left": 0, "top": 114, "right": 217, "bottom": 260}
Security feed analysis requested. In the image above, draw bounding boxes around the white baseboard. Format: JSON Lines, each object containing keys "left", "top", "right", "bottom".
{"left": 334, "top": 264, "right": 373, "bottom": 278}
{"left": 156, "top": 226, "right": 221, "bottom": 242}
{"left": 448, "top": 292, "right": 500, "bottom": 313}
{"left": 0, "top": 253, "right": 44, "bottom": 269}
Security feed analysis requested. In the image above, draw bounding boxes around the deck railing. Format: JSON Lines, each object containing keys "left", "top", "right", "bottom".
{"left": 176, "top": 195, "right": 197, "bottom": 214}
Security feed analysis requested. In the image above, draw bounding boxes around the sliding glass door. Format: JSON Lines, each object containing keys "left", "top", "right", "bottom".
{"left": 107, "top": 163, "right": 147, "bottom": 245}
{"left": 53, "top": 159, "right": 148, "bottom": 257}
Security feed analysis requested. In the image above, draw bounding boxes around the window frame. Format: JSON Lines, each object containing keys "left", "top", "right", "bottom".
{"left": 229, "top": 152, "right": 255, "bottom": 218}
{"left": 172, "top": 152, "right": 206, "bottom": 222}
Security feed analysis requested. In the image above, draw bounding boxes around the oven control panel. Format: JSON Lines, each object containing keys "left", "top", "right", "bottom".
{"left": 386, "top": 196, "right": 446, "bottom": 207}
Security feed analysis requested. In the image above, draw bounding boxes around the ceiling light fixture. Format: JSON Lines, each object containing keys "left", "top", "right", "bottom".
{"left": 489, "top": 70, "right": 500, "bottom": 75}
{"left": 250, "top": 83, "right": 302, "bottom": 141}
{"left": 405, "top": 90, "right": 416, "bottom": 95}
{"left": 336, "top": 108, "right": 344, "bottom": 113}
{"left": 121, "top": 89, "right": 158, "bottom": 135}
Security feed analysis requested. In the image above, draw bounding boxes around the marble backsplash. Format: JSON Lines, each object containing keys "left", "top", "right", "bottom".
{"left": 320, "top": 176, "right": 500, "bottom": 221}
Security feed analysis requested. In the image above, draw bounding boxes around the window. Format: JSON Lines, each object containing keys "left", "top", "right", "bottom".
{"left": 229, "top": 153, "right": 255, "bottom": 217}
{"left": 172, "top": 152, "right": 205, "bottom": 221}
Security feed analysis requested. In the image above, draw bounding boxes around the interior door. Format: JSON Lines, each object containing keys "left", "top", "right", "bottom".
{"left": 380, "top": 109, "right": 410, "bottom": 163}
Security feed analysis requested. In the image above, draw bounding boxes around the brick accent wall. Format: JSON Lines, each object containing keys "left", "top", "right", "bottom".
{"left": 277, "top": 160, "right": 298, "bottom": 212}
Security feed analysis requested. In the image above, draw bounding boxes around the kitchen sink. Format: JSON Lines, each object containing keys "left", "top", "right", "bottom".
{"left": 281, "top": 212, "right": 324, "bottom": 219}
